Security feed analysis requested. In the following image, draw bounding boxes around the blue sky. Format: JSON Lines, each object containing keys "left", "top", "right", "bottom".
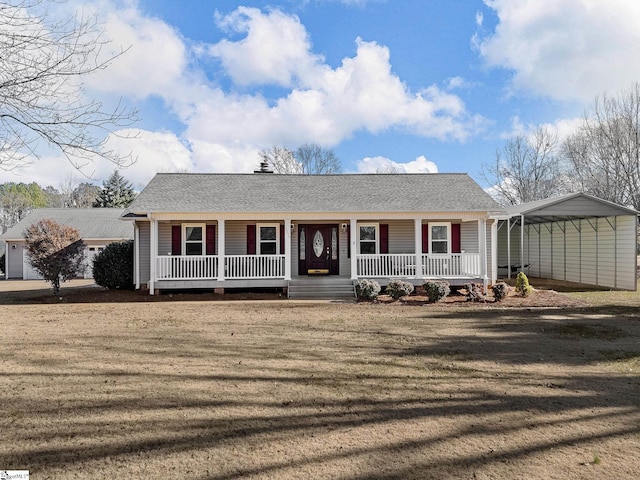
{"left": 3, "top": 0, "right": 640, "bottom": 190}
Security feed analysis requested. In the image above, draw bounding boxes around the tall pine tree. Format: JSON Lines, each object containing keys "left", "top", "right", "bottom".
{"left": 93, "top": 170, "right": 136, "bottom": 208}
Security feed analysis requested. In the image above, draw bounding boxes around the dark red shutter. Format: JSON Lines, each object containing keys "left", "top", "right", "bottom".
{"left": 247, "top": 225, "right": 256, "bottom": 255}
{"left": 422, "top": 224, "right": 429, "bottom": 253}
{"left": 451, "top": 223, "right": 461, "bottom": 253}
{"left": 206, "top": 225, "right": 216, "bottom": 255}
{"left": 380, "top": 224, "right": 389, "bottom": 254}
{"left": 171, "top": 225, "right": 181, "bottom": 255}
{"left": 280, "top": 224, "right": 285, "bottom": 254}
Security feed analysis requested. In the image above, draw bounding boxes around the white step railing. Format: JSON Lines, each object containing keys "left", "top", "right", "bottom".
{"left": 156, "top": 255, "right": 218, "bottom": 280}
{"left": 356, "top": 253, "right": 481, "bottom": 278}
{"left": 225, "top": 255, "right": 285, "bottom": 279}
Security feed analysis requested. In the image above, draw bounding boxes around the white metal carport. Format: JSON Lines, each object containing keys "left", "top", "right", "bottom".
{"left": 495, "top": 193, "right": 638, "bottom": 290}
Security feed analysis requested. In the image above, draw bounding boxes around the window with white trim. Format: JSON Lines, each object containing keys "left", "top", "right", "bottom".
{"left": 183, "top": 223, "right": 205, "bottom": 255}
{"left": 359, "top": 223, "right": 378, "bottom": 254}
{"left": 430, "top": 222, "right": 450, "bottom": 254}
{"left": 257, "top": 223, "right": 279, "bottom": 255}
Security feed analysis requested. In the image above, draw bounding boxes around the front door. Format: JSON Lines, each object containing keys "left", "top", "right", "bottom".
{"left": 299, "top": 224, "right": 339, "bottom": 275}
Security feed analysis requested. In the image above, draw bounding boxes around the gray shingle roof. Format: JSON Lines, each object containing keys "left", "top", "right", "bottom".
{"left": 502, "top": 192, "right": 639, "bottom": 223}
{"left": 125, "top": 173, "right": 500, "bottom": 214}
{"left": 1, "top": 208, "right": 133, "bottom": 241}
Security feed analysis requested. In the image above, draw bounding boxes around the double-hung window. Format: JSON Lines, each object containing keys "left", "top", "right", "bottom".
{"left": 183, "top": 224, "right": 205, "bottom": 255}
{"left": 429, "top": 223, "right": 450, "bottom": 254}
{"left": 257, "top": 223, "right": 279, "bottom": 255}
{"left": 359, "top": 224, "right": 378, "bottom": 254}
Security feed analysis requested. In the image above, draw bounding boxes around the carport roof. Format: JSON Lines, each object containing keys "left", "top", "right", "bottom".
{"left": 500, "top": 193, "right": 639, "bottom": 224}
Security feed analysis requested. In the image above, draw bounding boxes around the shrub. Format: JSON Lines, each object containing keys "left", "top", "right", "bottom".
{"left": 515, "top": 271, "right": 532, "bottom": 297}
{"left": 465, "top": 283, "right": 486, "bottom": 302}
{"left": 93, "top": 240, "right": 134, "bottom": 290}
{"left": 355, "top": 279, "right": 381, "bottom": 301}
{"left": 423, "top": 280, "right": 450, "bottom": 303}
{"left": 492, "top": 282, "right": 509, "bottom": 302}
{"left": 385, "top": 279, "right": 414, "bottom": 300}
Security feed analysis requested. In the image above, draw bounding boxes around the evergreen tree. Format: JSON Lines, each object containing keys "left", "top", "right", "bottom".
{"left": 93, "top": 171, "right": 137, "bottom": 208}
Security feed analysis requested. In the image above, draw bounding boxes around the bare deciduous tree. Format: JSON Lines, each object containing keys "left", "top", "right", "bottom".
{"left": 482, "top": 126, "right": 566, "bottom": 206}
{"left": 258, "top": 146, "right": 298, "bottom": 174}
{"left": 24, "top": 218, "right": 85, "bottom": 294}
{"left": 0, "top": 0, "right": 138, "bottom": 171}
{"left": 294, "top": 144, "right": 341, "bottom": 174}
{"left": 563, "top": 83, "right": 640, "bottom": 210}
{"left": 259, "top": 144, "right": 341, "bottom": 174}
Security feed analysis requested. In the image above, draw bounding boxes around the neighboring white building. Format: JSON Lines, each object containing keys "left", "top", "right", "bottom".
{"left": 1, "top": 208, "right": 133, "bottom": 280}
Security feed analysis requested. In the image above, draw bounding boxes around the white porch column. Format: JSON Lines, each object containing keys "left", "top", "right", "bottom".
{"left": 479, "top": 218, "right": 488, "bottom": 290}
{"left": 350, "top": 218, "right": 358, "bottom": 279}
{"left": 414, "top": 218, "right": 422, "bottom": 279}
{"left": 284, "top": 218, "right": 292, "bottom": 280}
{"left": 217, "top": 219, "right": 225, "bottom": 281}
{"left": 134, "top": 223, "right": 140, "bottom": 289}
{"left": 491, "top": 220, "right": 498, "bottom": 285}
{"left": 149, "top": 218, "right": 157, "bottom": 295}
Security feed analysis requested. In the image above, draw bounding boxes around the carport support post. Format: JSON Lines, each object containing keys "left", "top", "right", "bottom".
{"left": 521, "top": 214, "right": 525, "bottom": 275}
{"left": 507, "top": 217, "right": 511, "bottom": 279}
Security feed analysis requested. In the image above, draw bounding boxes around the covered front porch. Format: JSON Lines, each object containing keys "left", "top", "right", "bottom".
{"left": 139, "top": 216, "right": 492, "bottom": 294}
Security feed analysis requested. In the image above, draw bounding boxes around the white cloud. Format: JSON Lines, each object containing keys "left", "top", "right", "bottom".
{"left": 0, "top": 129, "right": 193, "bottom": 189}
{"left": 356, "top": 155, "right": 439, "bottom": 174}
{"left": 479, "top": 0, "right": 640, "bottom": 101}
{"left": 84, "top": 2, "right": 187, "bottom": 99}
{"left": 500, "top": 115, "right": 582, "bottom": 143}
{"left": 209, "top": 7, "right": 322, "bottom": 87}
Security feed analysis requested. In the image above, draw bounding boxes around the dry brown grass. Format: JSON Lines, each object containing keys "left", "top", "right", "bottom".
{"left": 1, "top": 281, "right": 640, "bottom": 479}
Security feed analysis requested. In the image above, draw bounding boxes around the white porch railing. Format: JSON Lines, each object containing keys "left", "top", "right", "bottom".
{"left": 356, "top": 253, "right": 481, "bottom": 278}
{"left": 156, "top": 255, "right": 218, "bottom": 280}
{"left": 225, "top": 255, "right": 285, "bottom": 279}
{"left": 156, "top": 255, "right": 286, "bottom": 280}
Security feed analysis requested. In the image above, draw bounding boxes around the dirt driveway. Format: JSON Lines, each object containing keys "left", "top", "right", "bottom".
{"left": 1, "top": 283, "right": 639, "bottom": 479}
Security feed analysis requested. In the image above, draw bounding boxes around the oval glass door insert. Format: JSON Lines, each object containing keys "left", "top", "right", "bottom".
{"left": 313, "top": 230, "right": 324, "bottom": 257}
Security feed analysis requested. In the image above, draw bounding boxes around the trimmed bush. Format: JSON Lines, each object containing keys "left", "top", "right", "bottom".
{"left": 423, "top": 280, "right": 450, "bottom": 303}
{"left": 93, "top": 240, "right": 134, "bottom": 290}
{"left": 465, "top": 283, "right": 486, "bottom": 302}
{"left": 492, "top": 282, "right": 509, "bottom": 302}
{"left": 515, "top": 271, "right": 532, "bottom": 297}
{"left": 355, "top": 279, "right": 381, "bottom": 301}
{"left": 385, "top": 279, "right": 414, "bottom": 300}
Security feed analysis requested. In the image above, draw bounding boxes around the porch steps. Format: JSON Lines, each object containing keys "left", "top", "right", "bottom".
{"left": 287, "top": 277, "right": 356, "bottom": 300}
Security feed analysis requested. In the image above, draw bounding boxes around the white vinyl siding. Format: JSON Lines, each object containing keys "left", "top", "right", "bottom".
{"left": 461, "top": 222, "right": 479, "bottom": 254}
{"left": 139, "top": 222, "right": 150, "bottom": 284}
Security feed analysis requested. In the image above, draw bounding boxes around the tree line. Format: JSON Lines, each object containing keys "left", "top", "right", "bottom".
{"left": 0, "top": 170, "right": 136, "bottom": 233}
{"left": 483, "top": 83, "right": 640, "bottom": 210}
